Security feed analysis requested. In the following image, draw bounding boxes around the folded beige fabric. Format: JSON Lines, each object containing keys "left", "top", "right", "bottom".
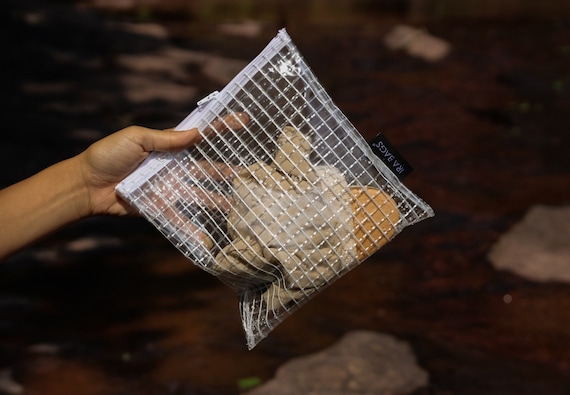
{"left": 211, "top": 126, "right": 400, "bottom": 310}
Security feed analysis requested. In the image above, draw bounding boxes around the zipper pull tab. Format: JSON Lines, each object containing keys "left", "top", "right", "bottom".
{"left": 197, "top": 91, "right": 219, "bottom": 108}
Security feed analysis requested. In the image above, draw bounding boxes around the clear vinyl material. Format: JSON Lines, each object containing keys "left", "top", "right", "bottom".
{"left": 116, "top": 29, "right": 434, "bottom": 349}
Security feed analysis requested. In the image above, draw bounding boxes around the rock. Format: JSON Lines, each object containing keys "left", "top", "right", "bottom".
{"left": 88, "top": 0, "right": 136, "bottom": 12}
{"left": 247, "top": 331, "right": 428, "bottom": 395}
{"left": 114, "top": 22, "right": 170, "bottom": 40}
{"left": 4, "top": 0, "right": 247, "bottom": 129}
{"left": 383, "top": 24, "right": 451, "bottom": 62}
{"left": 218, "top": 21, "right": 264, "bottom": 38}
{"left": 119, "top": 74, "right": 199, "bottom": 104}
{"left": 488, "top": 205, "right": 570, "bottom": 282}
{"left": 0, "top": 370, "right": 24, "bottom": 395}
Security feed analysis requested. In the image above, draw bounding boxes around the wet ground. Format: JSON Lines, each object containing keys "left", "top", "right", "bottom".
{"left": 1, "top": 1, "right": 570, "bottom": 394}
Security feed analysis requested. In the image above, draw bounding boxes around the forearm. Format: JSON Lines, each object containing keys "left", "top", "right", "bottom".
{"left": 0, "top": 155, "right": 90, "bottom": 259}
{"left": 0, "top": 126, "right": 202, "bottom": 260}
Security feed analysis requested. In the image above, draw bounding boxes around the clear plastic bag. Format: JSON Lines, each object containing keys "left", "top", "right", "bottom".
{"left": 116, "top": 29, "right": 434, "bottom": 349}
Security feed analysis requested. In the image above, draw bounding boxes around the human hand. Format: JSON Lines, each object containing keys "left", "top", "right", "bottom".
{"left": 111, "top": 112, "right": 251, "bottom": 252}
{"left": 77, "top": 126, "right": 202, "bottom": 217}
{"left": 0, "top": 125, "right": 201, "bottom": 259}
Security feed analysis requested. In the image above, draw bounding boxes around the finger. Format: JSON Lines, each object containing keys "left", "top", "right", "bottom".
{"left": 159, "top": 170, "right": 233, "bottom": 213}
{"left": 188, "top": 160, "right": 242, "bottom": 182}
{"left": 202, "top": 111, "right": 250, "bottom": 137}
{"left": 154, "top": 200, "right": 214, "bottom": 250}
{"left": 180, "top": 186, "right": 233, "bottom": 213}
{"left": 139, "top": 127, "right": 202, "bottom": 153}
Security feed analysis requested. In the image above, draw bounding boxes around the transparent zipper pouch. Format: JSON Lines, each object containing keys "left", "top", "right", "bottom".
{"left": 116, "top": 29, "right": 434, "bottom": 349}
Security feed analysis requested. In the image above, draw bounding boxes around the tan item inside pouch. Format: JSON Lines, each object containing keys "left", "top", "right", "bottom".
{"left": 351, "top": 187, "right": 401, "bottom": 260}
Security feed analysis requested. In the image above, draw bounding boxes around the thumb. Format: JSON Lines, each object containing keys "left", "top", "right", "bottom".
{"left": 139, "top": 127, "right": 202, "bottom": 153}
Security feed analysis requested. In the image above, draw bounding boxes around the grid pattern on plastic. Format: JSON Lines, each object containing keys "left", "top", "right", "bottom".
{"left": 116, "top": 29, "right": 433, "bottom": 349}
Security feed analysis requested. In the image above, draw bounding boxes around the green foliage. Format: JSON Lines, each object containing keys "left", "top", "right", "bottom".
{"left": 237, "top": 376, "right": 262, "bottom": 390}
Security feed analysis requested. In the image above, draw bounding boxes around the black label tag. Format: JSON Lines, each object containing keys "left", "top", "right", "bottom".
{"left": 369, "top": 133, "right": 413, "bottom": 180}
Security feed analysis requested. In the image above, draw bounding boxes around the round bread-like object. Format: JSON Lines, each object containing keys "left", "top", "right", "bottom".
{"left": 351, "top": 187, "right": 400, "bottom": 260}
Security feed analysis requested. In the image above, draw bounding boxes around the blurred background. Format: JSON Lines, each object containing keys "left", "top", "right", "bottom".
{"left": 1, "top": 0, "right": 569, "bottom": 394}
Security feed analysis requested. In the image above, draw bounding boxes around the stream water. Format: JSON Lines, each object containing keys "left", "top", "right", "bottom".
{"left": 1, "top": 1, "right": 570, "bottom": 394}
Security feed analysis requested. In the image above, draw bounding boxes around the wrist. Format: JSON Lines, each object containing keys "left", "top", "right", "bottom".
{"left": 65, "top": 154, "right": 94, "bottom": 220}
{"left": 75, "top": 148, "right": 134, "bottom": 217}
